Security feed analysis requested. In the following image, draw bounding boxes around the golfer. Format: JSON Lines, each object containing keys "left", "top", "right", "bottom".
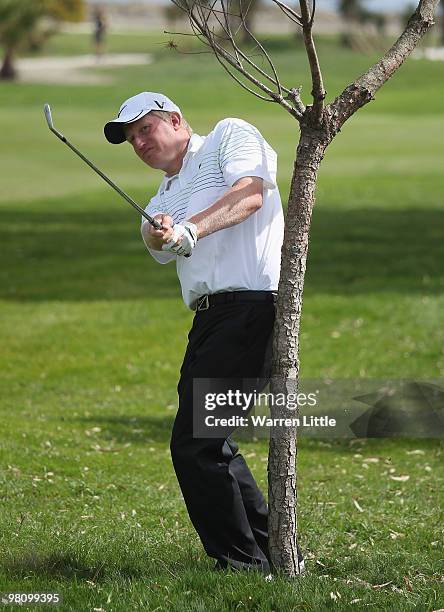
{"left": 104, "top": 92, "right": 296, "bottom": 574}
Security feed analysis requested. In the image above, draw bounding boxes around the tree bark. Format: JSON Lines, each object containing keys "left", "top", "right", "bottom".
{"left": 0, "top": 48, "right": 16, "bottom": 80}
{"left": 268, "top": 111, "right": 330, "bottom": 575}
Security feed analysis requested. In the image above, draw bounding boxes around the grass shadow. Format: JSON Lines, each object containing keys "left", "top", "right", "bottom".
{"left": 298, "top": 437, "right": 444, "bottom": 454}
{"left": 72, "top": 414, "right": 175, "bottom": 444}
{"left": 1, "top": 550, "right": 208, "bottom": 583}
{"left": 0, "top": 205, "right": 178, "bottom": 303}
{"left": 0, "top": 204, "right": 442, "bottom": 302}
{"left": 1, "top": 552, "right": 105, "bottom": 581}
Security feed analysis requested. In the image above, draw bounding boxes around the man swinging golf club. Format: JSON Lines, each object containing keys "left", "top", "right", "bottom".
{"left": 104, "top": 92, "right": 302, "bottom": 574}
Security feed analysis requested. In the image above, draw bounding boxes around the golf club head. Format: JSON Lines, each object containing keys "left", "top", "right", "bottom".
{"left": 44, "top": 103, "right": 54, "bottom": 130}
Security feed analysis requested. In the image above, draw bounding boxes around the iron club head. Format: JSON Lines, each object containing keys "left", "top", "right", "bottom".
{"left": 43, "top": 103, "right": 67, "bottom": 142}
{"left": 43, "top": 103, "right": 54, "bottom": 130}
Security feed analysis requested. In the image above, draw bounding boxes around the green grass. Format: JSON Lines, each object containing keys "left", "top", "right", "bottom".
{"left": 0, "top": 32, "right": 443, "bottom": 610}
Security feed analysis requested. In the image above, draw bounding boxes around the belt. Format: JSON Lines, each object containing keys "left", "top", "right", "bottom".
{"left": 195, "top": 291, "right": 277, "bottom": 311}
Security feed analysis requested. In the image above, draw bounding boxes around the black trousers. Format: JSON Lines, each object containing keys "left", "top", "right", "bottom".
{"left": 170, "top": 299, "right": 275, "bottom": 572}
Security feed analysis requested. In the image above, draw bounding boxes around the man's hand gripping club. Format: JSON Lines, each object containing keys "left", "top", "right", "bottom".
{"left": 142, "top": 214, "right": 198, "bottom": 257}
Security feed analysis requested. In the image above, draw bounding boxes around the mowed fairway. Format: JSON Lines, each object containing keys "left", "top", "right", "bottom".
{"left": 0, "top": 33, "right": 443, "bottom": 610}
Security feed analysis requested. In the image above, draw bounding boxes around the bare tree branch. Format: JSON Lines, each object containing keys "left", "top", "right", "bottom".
{"left": 288, "top": 86, "right": 306, "bottom": 115}
{"left": 233, "top": 44, "right": 292, "bottom": 95}
{"left": 226, "top": 36, "right": 292, "bottom": 95}
{"left": 299, "top": 0, "right": 326, "bottom": 124}
{"left": 209, "top": 0, "right": 291, "bottom": 96}
{"left": 214, "top": 52, "right": 279, "bottom": 101}
{"left": 213, "top": 38, "right": 301, "bottom": 117}
{"left": 309, "top": 0, "right": 316, "bottom": 27}
{"left": 270, "top": 0, "right": 303, "bottom": 26}
{"left": 171, "top": 0, "right": 303, "bottom": 119}
{"left": 239, "top": 0, "right": 283, "bottom": 98}
{"left": 220, "top": 1, "right": 244, "bottom": 67}
{"left": 328, "top": 0, "right": 439, "bottom": 135}
{"left": 194, "top": 6, "right": 278, "bottom": 101}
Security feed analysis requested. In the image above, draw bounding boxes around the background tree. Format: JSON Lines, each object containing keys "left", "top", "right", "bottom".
{"left": 234, "top": 0, "right": 262, "bottom": 43}
{"left": 339, "top": 0, "right": 386, "bottom": 52}
{"left": 170, "top": 0, "right": 440, "bottom": 576}
{"left": 0, "top": 0, "right": 84, "bottom": 80}
{"left": 441, "top": 0, "right": 444, "bottom": 43}
{"left": 338, "top": 0, "right": 363, "bottom": 48}
{"left": 165, "top": 0, "right": 262, "bottom": 44}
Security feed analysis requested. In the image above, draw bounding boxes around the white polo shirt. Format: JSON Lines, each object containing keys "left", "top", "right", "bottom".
{"left": 142, "top": 118, "right": 284, "bottom": 310}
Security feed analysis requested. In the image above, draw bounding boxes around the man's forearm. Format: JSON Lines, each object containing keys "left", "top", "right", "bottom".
{"left": 188, "top": 176, "right": 263, "bottom": 240}
{"left": 141, "top": 177, "right": 263, "bottom": 252}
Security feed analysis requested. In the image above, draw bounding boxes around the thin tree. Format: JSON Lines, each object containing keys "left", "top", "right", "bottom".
{"left": 0, "top": 0, "right": 84, "bottom": 80}
{"left": 168, "top": 0, "right": 439, "bottom": 576}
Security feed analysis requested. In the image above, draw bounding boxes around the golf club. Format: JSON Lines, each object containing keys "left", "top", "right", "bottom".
{"left": 43, "top": 103, "right": 162, "bottom": 230}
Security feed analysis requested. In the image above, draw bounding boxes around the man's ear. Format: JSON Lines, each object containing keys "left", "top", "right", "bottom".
{"left": 171, "top": 112, "right": 182, "bottom": 131}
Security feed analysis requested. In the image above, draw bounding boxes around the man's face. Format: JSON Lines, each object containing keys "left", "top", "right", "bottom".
{"left": 124, "top": 112, "right": 183, "bottom": 175}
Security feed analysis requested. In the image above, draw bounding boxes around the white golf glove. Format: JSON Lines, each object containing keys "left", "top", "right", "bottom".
{"left": 162, "top": 221, "right": 198, "bottom": 257}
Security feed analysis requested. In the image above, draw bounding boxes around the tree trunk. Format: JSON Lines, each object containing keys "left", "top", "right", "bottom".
{"left": 0, "top": 48, "right": 17, "bottom": 80}
{"left": 268, "top": 111, "right": 330, "bottom": 576}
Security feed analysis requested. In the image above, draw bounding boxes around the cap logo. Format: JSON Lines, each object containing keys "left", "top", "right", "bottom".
{"left": 117, "top": 104, "right": 127, "bottom": 118}
{"left": 154, "top": 100, "right": 165, "bottom": 109}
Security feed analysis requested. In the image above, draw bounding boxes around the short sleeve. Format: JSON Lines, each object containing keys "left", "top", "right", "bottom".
{"left": 218, "top": 119, "right": 277, "bottom": 189}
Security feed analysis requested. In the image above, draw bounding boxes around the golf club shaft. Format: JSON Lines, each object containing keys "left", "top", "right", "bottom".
{"left": 45, "top": 110, "right": 162, "bottom": 230}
